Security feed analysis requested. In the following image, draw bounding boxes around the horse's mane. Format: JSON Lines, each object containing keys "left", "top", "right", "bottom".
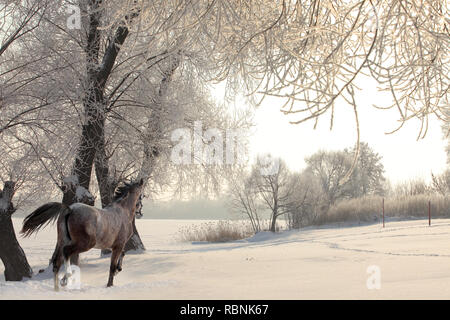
{"left": 113, "top": 181, "right": 139, "bottom": 202}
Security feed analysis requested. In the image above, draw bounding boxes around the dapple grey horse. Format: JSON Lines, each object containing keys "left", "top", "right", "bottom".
{"left": 21, "top": 179, "right": 144, "bottom": 290}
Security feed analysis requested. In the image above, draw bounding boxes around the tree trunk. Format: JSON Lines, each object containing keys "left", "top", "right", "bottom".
{"left": 0, "top": 181, "right": 33, "bottom": 281}
{"left": 270, "top": 197, "right": 279, "bottom": 232}
{"left": 94, "top": 138, "right": 116, "bottom": 209}
{"left": 124, "top": 218, "right": 145, "bottom": 252}
{"left": 61, "top": 116, "right": 101, "bottom": 207}
{"left": 270, "top": 215, "right": 278, "bottom": 232}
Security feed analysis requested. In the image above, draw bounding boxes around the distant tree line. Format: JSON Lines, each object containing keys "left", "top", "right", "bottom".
{"left": 230, "top": 139, "right": 450, "bottom": 232}
{"left": 229, "top": 142, "right": 388, "bottom": 231}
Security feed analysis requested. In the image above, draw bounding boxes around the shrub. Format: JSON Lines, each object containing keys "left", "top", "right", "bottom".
{"left": 316, "top": 196, "right": 382, "bottom": 225}
{"left": 314, "top": 194, "right": 450, "bottom": 225}
{"left": 177, "top": 220, "right": 255, "bottom": 242}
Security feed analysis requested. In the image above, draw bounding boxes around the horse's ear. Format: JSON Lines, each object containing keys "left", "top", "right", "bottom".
{"left": 139, "top": 178, "right": 144, "bottom": 186}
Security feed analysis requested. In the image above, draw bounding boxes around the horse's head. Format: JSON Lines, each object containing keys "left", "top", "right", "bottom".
{"left": 128, "top": 178, "right": 144, "bottom": 203}
{"left": 114, "top": 178, "right": 145, "bottom": 216}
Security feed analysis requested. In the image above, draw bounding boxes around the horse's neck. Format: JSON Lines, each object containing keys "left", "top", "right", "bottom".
{"left": 102, "top": 202, "right": 134, "bottom": 219}
{"left": 117, "top": 198, "right": 136, "bottom": 219}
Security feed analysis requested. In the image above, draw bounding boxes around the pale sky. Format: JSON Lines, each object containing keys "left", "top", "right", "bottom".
{"left": 218, "top": 78, "right": 448, "bottom": 185}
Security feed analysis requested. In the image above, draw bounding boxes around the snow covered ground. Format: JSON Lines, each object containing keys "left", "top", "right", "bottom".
{"left": 2, "top": 217, "right": 450, "bottom": 299}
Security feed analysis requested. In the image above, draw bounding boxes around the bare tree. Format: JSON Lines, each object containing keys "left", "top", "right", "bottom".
{"left": 251, "top": 157, "right": 299, "bottom": 232}
{"left": 228, "top": 166, "right": 262, "bottom": 233}
{"left": 230, "top": 156, "right": 322, "bottom": 232}
{"left": 305, "top": 150, "right": 354, "bottom": 207}
{"left": 285, "top": 171, "right": 327, "bottom": 229}
{"left": 0, "top": 0, "right": 55, "bottom": 281}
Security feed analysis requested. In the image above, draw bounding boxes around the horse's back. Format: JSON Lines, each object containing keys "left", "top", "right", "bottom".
{"left": 68, "top": 203, "right": 99, "bottom": 236}
{"left": 69, "top": 203, "right": 99, "bottom": 220}
{"left": 69, "top": 202, "right": 124, "bottom": 249}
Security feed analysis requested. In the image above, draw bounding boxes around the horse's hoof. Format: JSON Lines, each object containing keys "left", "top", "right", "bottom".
{"left": 117, "top": 266, "right": 122, "bottom": 272}
{"left": 60, "top": 276, "right": 69, "bottom": 287}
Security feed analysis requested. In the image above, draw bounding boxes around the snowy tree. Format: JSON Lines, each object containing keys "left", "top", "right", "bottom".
{"left": 344, "top": 142, "right": 386, "bottom": 198}
{"left": 285, "top": 170, "right": 327, "bottom": 229}
{"left": 431, "top": 114, "right": 450, "bottom": 196}
{"left": 0, "top": 0, "right": 52, "bottom": 281}
{"left": 227, "top": 166, "right": 262, "bottom": 233}
{"left": 393, "top": 178, "right": 433, "bottom": 197}
{"left": 251, "top": 156, "right": 299, "bottom": 232}
{"left": 199, "top": 0, "right": 449, "bottom": 133}
{"left": 443, "top": 110, "right": 450, "bottom": 164}
{"left": 229, "top": 156, "right": 323, "bottom": 232}
{"left": 305, "top": 150, "right": 354, "bottom": 207}
{"left": 305, "top": 143, "right": 386, "bottom": 207}
{"left": 431, "top": 172, "right": 449, "bottom": 196}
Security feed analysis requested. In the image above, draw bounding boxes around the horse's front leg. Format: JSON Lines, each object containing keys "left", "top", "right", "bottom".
{"left": 117, "top": 251, "right": 125, "bottom": 272}
{"left": 107, "top": 246, "right": 123, "bottom": 287}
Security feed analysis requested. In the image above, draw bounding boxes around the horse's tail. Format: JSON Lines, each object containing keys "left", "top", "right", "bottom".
{"left": 21, "top": 202, "right": 71, "bottom": 238}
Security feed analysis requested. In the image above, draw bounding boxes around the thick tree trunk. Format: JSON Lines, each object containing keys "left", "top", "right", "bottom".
{"left": 270, "top": 215, "right": 278, "bottom": 232}
{"left": 61, "top": 115, "right": 102, "bottom": 207}
{"left": 61, "top": 0, "right": 103, "bottom": 207}
{"left": 270, "top": 199, "right": 279, "bottom": 232}
{"left": 124, "top": 218, "right": 145, "bottom": 252}
{"left": 94, "top": 138, "right": 116, "bottom": 208}
{"left": 0, "top": 181, "right": 33, "bottom": 281}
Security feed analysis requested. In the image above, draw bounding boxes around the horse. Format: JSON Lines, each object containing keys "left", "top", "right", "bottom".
{"left": 21, "top": 178, "right": 144, "bottom": 291}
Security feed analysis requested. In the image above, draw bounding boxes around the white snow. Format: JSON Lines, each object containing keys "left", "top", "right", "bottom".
{"left": 2, "top": 218, "right": 450, "bottom": 299}
{"left": 62, "top": 175, "right": 78, "bottom": 186}
{"left": 75, "top": 186, "right": 93, "bottom": 202}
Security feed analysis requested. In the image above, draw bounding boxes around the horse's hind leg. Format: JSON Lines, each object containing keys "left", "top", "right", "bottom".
{"left": 107, "top": 246, "right": 124, "bottom": 287}
{"left": 52, "top": 245, "right": 64, "bottom": 291}
{"left": 60, "top": 244, "right": 78, "bottom": 287}
{"left": 70, "top": 253, "right": 79, "bottom": 266}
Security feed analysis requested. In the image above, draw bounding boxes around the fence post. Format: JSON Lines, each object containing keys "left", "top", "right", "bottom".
{"left": 428, "top": 200, "right": 431, "bottom": 226}
{"left": 382, "top": 198, "right": 385, "bottom": 228}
